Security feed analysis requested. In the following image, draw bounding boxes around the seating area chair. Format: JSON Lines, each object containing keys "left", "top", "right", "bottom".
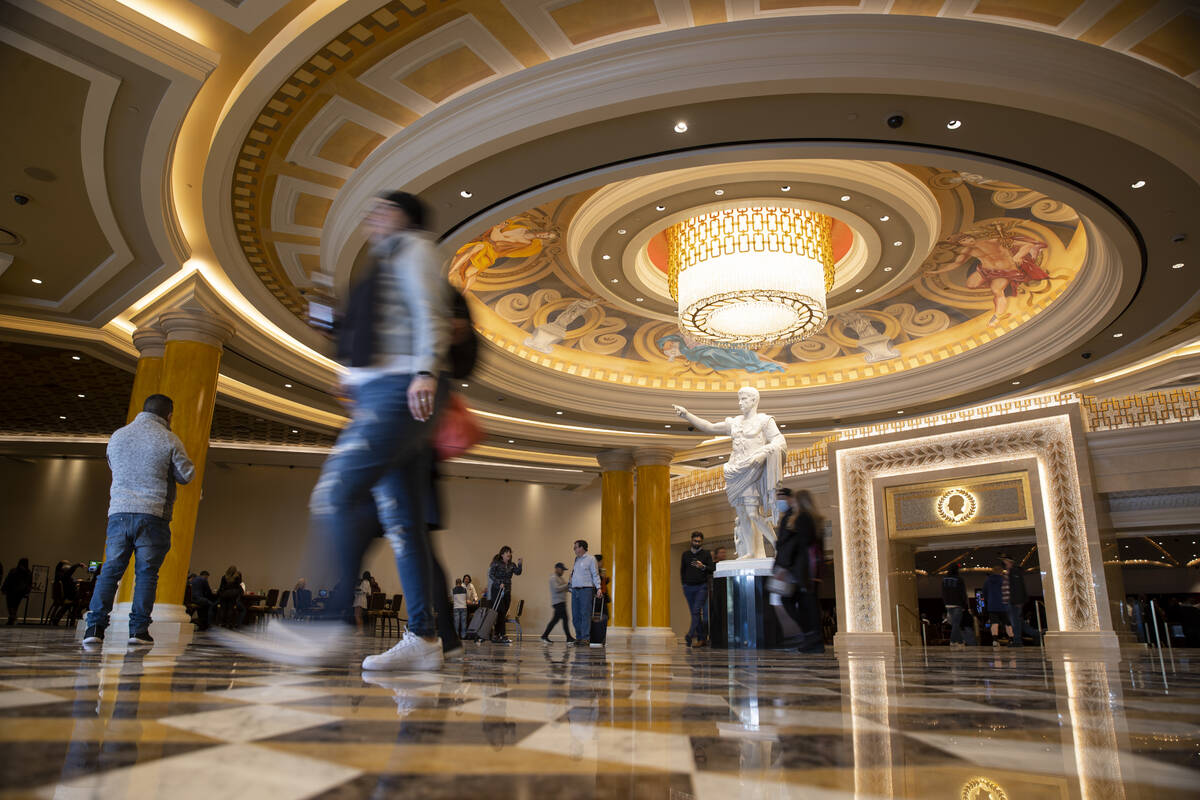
{"left": 505, "top": 599, "right": 524, "bottom": 641}
{"left": 371, "top": 594, "right": 404, "bottom": 638}
{"left": 268, "top": 590, "right": 289, "bottom": 619}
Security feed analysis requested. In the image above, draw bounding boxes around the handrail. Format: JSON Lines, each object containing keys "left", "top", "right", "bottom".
{"left": 894, "top": 603, "right": 927, "bottom": 654}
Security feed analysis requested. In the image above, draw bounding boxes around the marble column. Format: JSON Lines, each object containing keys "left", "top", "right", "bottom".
{"left": 108, "top": 308, "right": 234, "bottom": 642}
{"left": 632, "top": 447, "right": 675, "bottom": 650}
{"left": 597, "top": 449, "right": 634, "bottom": 646}
{"left": 112, "top": 327, "right": 167, "bottom": 606}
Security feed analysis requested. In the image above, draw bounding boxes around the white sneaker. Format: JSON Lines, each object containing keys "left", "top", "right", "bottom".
{"left": 213, "top": 620, "right": 349, "bottom": 667}
{"left": 362, "top": 631, "right": 444, "bottom": 671}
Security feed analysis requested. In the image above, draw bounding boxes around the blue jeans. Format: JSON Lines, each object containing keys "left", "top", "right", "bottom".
{"left": 453, "top": 608, "right": 467, "bottom": 638}
{"left": 948, "top": 605, "right": 965, "bottom": 643}
{"left": 87, "top": 513, "right": 171, "bottom": 632}
{"left": 1008, "top": 604, "right": 1039, "bottom": 646}
{"left": 571, "top": 587, "right": 594, "bottom": 641}
{"left": 310, "top": 374, "right": 440, "bottom": 637}
{"left": 683, "top": 583, "right": 709, "bottom": 641}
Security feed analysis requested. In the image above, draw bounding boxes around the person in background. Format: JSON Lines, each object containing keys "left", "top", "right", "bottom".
{"left": 999, "top": 553, "right": 1037, "bottom": 646}
{"left": 2, "top": 558, "right": 32, "bottom": 626}
{"left": 50, "top": 561, "right": 85, "bottom": 625}
{"left": 941, "top": 563, "right": 969, "bottom": 648}
{"left": 712, "top": 547, "right": 728, "bottom": 564}
{"left": 680, "top": 531, "right": 714, "bottom": 647}
{"left": 594, "top": 554, "right": 611, "bottom": 622}
{"left": 189, "top": 571, "right": 217, "bottom": 631}
{"left": 982, "top": 564, "right": 1010, "bottom": 646}
{"left": 452, "top": 578, "right": 469, "bottom": 639}
{"left": 568, "top": 539, "right": 600, "bottom": 647}
{"left": 770, "top": 488, "right": 824, "bottom": 653}
{"left": 541, "top": 562, "right": 573, "bottom": 643}
{"left": 218, "top": 565, "right": 245, "bottom": 628}
{"left": 353, "top": 571, "right": 373, "bottom": 629}
{"left": 84, "top": 393, "right": 195, "bottom": 646}
{"left": 463, "top": 574, "right": 479, "bottom": 613}
{"left": 487, "top": 546, "right": 523, "bottom": 643}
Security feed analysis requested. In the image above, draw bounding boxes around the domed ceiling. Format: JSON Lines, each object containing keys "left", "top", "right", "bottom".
{"left": 455, "top": 162, "right": 1085, "bottom": 394}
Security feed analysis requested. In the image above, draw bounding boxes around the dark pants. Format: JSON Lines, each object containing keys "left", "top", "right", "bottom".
{"left": 1008, "top": 604, "right": 1039, "bottom": 646}
{"left": 542, "top": 601, "right": 571, "bottom": 639}
{"left": 86, "top": 513, "right": 172, "bottom": 632}
{"left": 948, "top": 605, "right": 965, "bottom": 643}
{"left": 5, "top": 595, "right": 23, "bottom": 625}
{"left": 571, "top": 587, "right": 595, "bottom": 642}
{"left": 493, "top": 591, "right": 512, "bottom": 639}
{"left": 193, "top": 598, "right": 214, "bottom": 630}
{"left": 311, "top": 374, "right": 440, "bottom": 637}
{"left": 781, "top": 588, "right": 824, "bottom": 653}
{"left": 219, "top": 595, "right": 246, "bottom": 628}
{"left": 683, "top": 583, "right": 709, "bottom": 642}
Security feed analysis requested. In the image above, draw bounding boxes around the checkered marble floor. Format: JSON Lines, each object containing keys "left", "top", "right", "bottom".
{"left": 0, "top": 628, "right": 1197, "bottom": 799}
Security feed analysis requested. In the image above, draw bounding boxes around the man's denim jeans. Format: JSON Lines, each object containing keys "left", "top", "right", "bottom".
{"left": 571, "top": 587, "right": 595, "bottom": 641}
{"left": 683, "top": 583, "right": 709, "bottom": 641}
{"left": 947, "top": 605, "right": 965, "bottom": 643}
{"left": 86, "top": 513, "right": 171, "bottom": 632}
{"left": 310, "top": 373, "right": 439, "bottom": 636}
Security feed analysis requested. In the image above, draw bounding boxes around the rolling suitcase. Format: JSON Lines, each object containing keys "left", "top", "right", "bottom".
{"left": 588, "top": 593, "right": 607, "bottom": 645}
{"left": 466, "top": 587, "right": 503, "bottom": 640}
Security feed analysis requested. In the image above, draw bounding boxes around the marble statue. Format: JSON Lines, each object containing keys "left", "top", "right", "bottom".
{"left": 673, "top": 387, "right": 786, "bottom": 559}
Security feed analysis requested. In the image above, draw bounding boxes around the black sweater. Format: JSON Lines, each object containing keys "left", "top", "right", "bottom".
{"left": 680, "top": 548, "right": 713, "bottom": 585}
{"left": 774, "top": 511, "right": 816, "bottom": 586}
{"left": 941, "top": 575, "right": 967, "bottom": 607}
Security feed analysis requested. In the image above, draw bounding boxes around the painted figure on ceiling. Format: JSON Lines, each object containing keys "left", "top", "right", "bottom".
{"left": 658, "top": 333, "right": 785, "bottom": 373}
{"left": 448, "top": 220, "right": 558, "bottom": 290}
{"left": 927, "top": 224, "right": 1050, "bottom": 326}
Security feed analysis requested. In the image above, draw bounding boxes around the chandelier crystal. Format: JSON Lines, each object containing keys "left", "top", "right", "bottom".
{"left": 667, "top": 206, "right": 835, "bottom": 349}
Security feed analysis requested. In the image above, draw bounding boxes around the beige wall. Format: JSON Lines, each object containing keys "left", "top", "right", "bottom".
{"left": 0, "top": 456, "right": 600, "bottom": 637}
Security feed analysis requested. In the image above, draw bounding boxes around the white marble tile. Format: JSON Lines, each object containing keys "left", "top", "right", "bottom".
{"left": 42, "top": 742, "right": 360, "bottom": 800}
{"left": 518, "top": 721, "right": 695, "bottom": 772}
{"left": 0, "top": 675, "right": 100, "bottom": 690}
{"left": 693, "top": 772, "right": 890, "bottom": 800}
{"left": 455, "top": 696, "right": 572, "bottom": 723}
{"left": 228, "top": 673, "right": 324, "bottom": 687}
{"left": 159, "top": 703, "right": 340, "bottom": 742}
{"left": 205, "top": 684, "right": 330, "bottom": 704}
{"left": 0, "top": 688, "right": 66, "bottom": 709}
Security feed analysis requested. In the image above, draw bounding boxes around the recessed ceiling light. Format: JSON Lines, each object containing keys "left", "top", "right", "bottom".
{"left": 507, "top": 439, "right": 515, "bottom": 444}
{"left": 1012, "top": 380, "right": 1021, "bottom": 385}
{"left": 879, "top": 215, "right": 890, "bottom": 222}
{"left": 893, "top": 241, "right": 903, "bottom": 246}
{"left": 855, "top": 288, "right": 864, "bottom": 293}
{"left": 779, "top": 424, "right": 786, "bottom": 428}
{"left": 1131, "top": 180, "right": 1146, "bottom": 189}
{"left": 602, "top": 254, "right": 611, "bottom": 260}
{"left": 780, "top": 185, "right": 791, "bottom": 192}
{"left": 71, "top": 355, "right": 81, "bottom": 361}
{"left": 459, "top": 190, "right": 472, "bottom": 198}
{"left": 946, "top": 120, "right": 962, "bottom": 130}
{"left": 284, "top": 383, "right": 292, "bottom": 388}
{"left": 617, "top": 228, "right": 627, "bottom": 235}
{"left": 31, "top": 278, "right": 42, "bottom": 284}
{"left": 610, "top": 278, "right": 619, "bottom": 283}
{"left": 664, "top": 424, "right": 671, "bottom": 428}
{"left": 882, "top": 266, "right": 893, "bottom": 272}
{"left": 714, "top": 189, "right": 724, "bottom": 196}
{"left": 897, "top": 410, "right": 904, "bottom": 415}
{"left": 77, "top": 393, "right": 85, "bottom": 398}
{"left": 291, "top": 429, "right": 298, "bottom": 434}
{"left": 1112, "top": 332, "right": 1124, "bottom": 338}
{"left": 555, "top": 410, "right": 563, "bottom": 415}
{"left": 673, "top": 121, "right": 688, "bottom": 133}
{"left": 1171, "top": 262, "right": 1184, "bottom": 270}
{"left": 840, "top": 195, "right": 851, "bottom": 202}
{"left": 461, "top": 383, "right": 469, "bottom": 388}
{"left": 58, "top": 415, "right": 66, "bottom": 420}
{"left": 635, "top": 297, "right": 644, "bottom": 302}
{"left": 655, "top": 204, "right": 666, "bottom": 211}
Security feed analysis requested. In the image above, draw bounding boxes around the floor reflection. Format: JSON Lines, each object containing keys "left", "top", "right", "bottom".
{"left": 0, "top": 628, "right": 1196, "bottom": 799}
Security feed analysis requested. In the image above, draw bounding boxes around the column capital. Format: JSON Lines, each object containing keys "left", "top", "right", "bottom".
{"left": 131, "top": 326, "right": 166, "bottom": 359}
{"left": 158, "top": 308, "right": 236, "bottom": 348}
{"left": 634, "top": 447, "right": 675, "bottom": 467}
{"left": 596, "top": 449, "right": 635, "bottom": 472}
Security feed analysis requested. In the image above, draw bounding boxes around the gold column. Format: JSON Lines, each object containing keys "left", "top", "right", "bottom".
{"left": 597, "top": 450, "right": 634, "bottom": 637}
{"left": 153, "top": 309, "right": 234, "bottom": 614}
{"left": 113, "top": 327, "right": 166, "bottom": 605}
{"left": 633, "top": 447, "right": 675, "bottom": 649}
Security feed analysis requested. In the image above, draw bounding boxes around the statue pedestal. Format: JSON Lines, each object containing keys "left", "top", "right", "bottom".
{"left": 711, "top": 558, "right": 782, "bottom": 650}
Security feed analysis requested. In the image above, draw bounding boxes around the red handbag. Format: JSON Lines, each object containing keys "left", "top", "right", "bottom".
{"left": 434, "top": 392, "right": 484, "bottom": 460}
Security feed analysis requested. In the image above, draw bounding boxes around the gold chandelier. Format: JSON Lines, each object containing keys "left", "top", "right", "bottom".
{"left": 666, "top": 206, "right": 835, "bottom": 349}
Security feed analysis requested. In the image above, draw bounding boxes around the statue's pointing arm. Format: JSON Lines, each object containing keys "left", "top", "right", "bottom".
{"left": 673, "top": 405, "right": 730, "bottom": 436}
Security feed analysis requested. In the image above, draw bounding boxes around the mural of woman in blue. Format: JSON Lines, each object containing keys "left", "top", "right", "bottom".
{"left": 657, "top": 333, "right": 785, "bottom": 373}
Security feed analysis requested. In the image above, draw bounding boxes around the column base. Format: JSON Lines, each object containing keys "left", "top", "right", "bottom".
{"left": 604, "top": 626, "right": 634, "bottom": 647}
{"left": 76, "top": 602, "right": 194, "bottom": 645}
{"left": 1043, "top": 630, "right": 1121, "bottom": 658}
{"left": 630, "top": 627, "right": 677, "bottom": 651}
{"left": 834, "top": 632, "right": 897, "bottom": 654}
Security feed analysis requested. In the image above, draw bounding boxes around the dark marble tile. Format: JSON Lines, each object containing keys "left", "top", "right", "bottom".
{"left": 690, "top": 732, "right": 968, "bottom": 771}
{"left": 0, "top": 740, "right": 216, "bottom": 790}
{"left": 261, "top": 718, "right": 544, "bottom": 746}
{"left": 313, "top": 771, "right": 694, "bottom": 799}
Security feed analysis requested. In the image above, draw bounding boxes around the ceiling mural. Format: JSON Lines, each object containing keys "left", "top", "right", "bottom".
{"left": 457, "top": 166, "right": 1085, "bottom": 392}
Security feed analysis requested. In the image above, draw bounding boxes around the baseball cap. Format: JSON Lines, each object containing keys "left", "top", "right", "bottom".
{"left": 554, "top": 562, "right": 566, "bottom": 569}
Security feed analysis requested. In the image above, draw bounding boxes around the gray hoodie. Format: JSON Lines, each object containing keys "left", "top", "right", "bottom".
{"left": 107, "top": 412, "right": 195, "bottom": 520}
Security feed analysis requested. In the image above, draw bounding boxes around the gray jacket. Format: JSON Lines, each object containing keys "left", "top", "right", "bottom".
{"left": 346, "top": 230, "right": 450, "bottom": 386}
{"left": 107, "top": 412, "right": 195, "bottom": 520}
{"left": 549, "top": 573, "right": 568, "bottom": 605}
